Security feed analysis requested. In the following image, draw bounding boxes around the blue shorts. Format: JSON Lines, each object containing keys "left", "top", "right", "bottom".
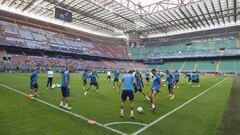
{"left": 30, "top": 82, "right": 38, "bottom": 89}
{"left": 83, "top": 79, "right": 87, "bottom": 85}
{"left": 122, "top": 90, "right": 134, "bottom": 101}
{"left": 151, "top": 88, "right": 160, "bottom": 93}
{"left": 61, "top": 87, "right": 69, "bottom": 97}
{"left": 168, "top": 84, "right": 174, "bottom": 91}
{"left": 114, "top": 79, "right": 119, "bottom": 82}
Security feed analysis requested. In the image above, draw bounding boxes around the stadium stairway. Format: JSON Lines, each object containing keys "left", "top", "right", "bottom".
{"left": 169, "top": 63, "right": 174, "bottom": 70}
{"left": 193, "top": 61, "right": 199, "bottom": 71}
{"left": 216, "top": 61, "right": 221, "bottom": 72}
{"left": 180, "top": 61, "right": 186, "bottom": 71}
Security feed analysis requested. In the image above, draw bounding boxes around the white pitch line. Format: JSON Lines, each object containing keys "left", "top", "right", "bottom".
{"left": 131, "top": 77, "right": 228, "bottom": 135}
{"left": 0, "top": 84, "right": 127, "bottom": 135}
{"left": 104, "top": 121, "right": 147, "bottom": 127}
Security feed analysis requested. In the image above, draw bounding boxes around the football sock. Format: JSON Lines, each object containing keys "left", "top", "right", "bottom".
{"left": 121, "top": 109, "right": 124, "bottom": 114}
{"left": 130, "top": 110, "right": 134, "bottom": 115}
{"left": 60, "top": 101, "right": 63, "bottom": 106}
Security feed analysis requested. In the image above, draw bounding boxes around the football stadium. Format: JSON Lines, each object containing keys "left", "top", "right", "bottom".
{"left": 0, "top": 0, "right": 240, "bottom": 135}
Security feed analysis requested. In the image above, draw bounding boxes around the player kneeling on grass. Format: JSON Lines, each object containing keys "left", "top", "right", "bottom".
{"left": 85, "top": 71, "right": 98, "bottom": 95}
{"left": 134, "top": 70, "right": 150, "bottom": 101}
{"left": 119, "top": 70, "right": 136, "bottom": 118}
{"left": 113, "top": 70, "right": 120, "bottom": 90}
{"left": 149, "top": 69, "right": 162, "bottom": 112}
{"left": 28, "top": 68, "right": 40, "bottom": 98}
{"left": 59, "top": 67, "right": 71, "bottom": 110}
{"left": 165, "top": 70, "right": 175, "bottom": 100}
{"left": 82, "top": 70, "right": 89, "bottom": 90}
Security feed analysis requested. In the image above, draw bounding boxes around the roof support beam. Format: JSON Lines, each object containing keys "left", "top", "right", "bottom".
{"left": 211, "top": 0, "right": 220, "bottom": 25}
{"left": 190, "top": 5, "right": 205, "bottom": 27}
{"left": 226, "top": 0, "right": 231, "bottom": 23}
{"left": 173, "top": 9, "right": 192, "bottom": 29}
{"left": 44, "top": 0, "right": 124, "bottom": 30}
{"left": 143, "top": 16, "right": 167, "bottom": 32}
{"left": 16, "top": 0, "right": 25, "bottom": 9}
{"left": 163, "top": 11, "right": 185, "bottom": 30}
{"left": 22, "top": 0, "right": 38, "bottom": 11}
{"left": 179, "top": 7, "right": 197, "bottom": 29}
{"left": 152, "top": 14, "right": 175, "bottom": 32}
{"left": 204, "top": 2, "right": 215, "bottom": 26}
{"left": 1, "top": 0, "right": 7, "bottom": 5}
{"left": 197, "top": 4, "right": 210, "bottom": 27}
{"left": 9, "top": 0, "right": 17, "bottom": 7}
{"left": 234, "top": 0, "right": 237, "bottom": 22}
{"left": 184, "top": 6, "right": 201, "bottom": 28}
{"left": 218, "top": 0, "right": 225, "bottom": 24}
{"left": 168, "top": 10, "right": 188, "bottom": 29}
{"left": 157, "top": 13, "right": 180, "bottom": 31}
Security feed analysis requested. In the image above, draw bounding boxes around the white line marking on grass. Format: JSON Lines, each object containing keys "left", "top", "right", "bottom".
{"left": 131, "top": 77, "right": 228, "bottom": 135}
{"left": 105, "top": 121, "right": 147, "bottom": 127}
{"left": 0, "top": 84, "right": 127, "bottom": 135}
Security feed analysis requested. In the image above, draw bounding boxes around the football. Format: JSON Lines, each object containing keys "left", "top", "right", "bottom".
{"left": 51, "top": 84, "right": 56, "bottom": 89}
{"left": 137, "top": 107, "right": 143, "bottom": 113}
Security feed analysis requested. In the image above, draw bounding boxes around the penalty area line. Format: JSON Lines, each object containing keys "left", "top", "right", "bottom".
{"left": 0, "top": 84, "right": 127, "bottom": 135}
{"left": 131, "top": 77, "right": 228, "bottom": 135}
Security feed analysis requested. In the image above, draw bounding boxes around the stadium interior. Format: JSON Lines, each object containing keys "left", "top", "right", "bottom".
{"left": 0, "top": 0, "right": 240, "bottom": 135}
{"left": 0, "top": 0, "right": 240, "bottom": 74}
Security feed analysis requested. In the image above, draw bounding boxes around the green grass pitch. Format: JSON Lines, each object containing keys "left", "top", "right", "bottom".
{"left": 0, "top": 73, "right": 234, "bottom": 135}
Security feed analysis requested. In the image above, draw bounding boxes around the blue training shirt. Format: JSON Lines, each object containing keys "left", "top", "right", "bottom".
{"left": 114, "top": 71, "right": 120, "bottom": 79}
{"left": 136, "top": 79, "right": 143, "bottom": 89}
{"left": 174, "top": 72, "right": 180, "bottom": 80}
{"left": 122, "top": 74, "right": 134, "bottom": 91}
{"left": 82, "top": 72, "right": 88, "bottom": 80}
{"left": 152, "top": 74, "right": 161, "bottom": 90}
{"left": 61, "top": 71, "right": 70, "bottom": 87}
{"left": 146, "top": 72, "right": 150, "bottom": 78}
{"left": 90, "top": 73, "right": 97, "bottom": 83}
{"left": 30, "top": 71, "right": 38, "bottom": 83}
{"left": 166, "top": 73, "right": 174, "bottom": 85}
{"left": 192, "top": 73, "right": 198, "bottom": 80}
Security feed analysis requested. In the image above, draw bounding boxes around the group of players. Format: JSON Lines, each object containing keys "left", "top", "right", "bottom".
{"left": 27, "top": 67, "right": 200, "bottom": 118}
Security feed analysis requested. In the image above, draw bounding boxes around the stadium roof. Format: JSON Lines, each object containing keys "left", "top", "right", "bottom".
{"left": 0, "top": 0, "right": 239, "bottom": 37}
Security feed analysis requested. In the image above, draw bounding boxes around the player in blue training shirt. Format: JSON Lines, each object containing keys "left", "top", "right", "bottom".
{"left": 85, "top": 71, "right": 99, "bottom": 95}
{"left": 196, "top": 72, "right": 200, "bottom": 87}
{"left": 149, "top": 69, "right": 162, "bottom": 112}
{"left": 191, "top": 71, "right": 199, "bottom": 87}
{"left": 174, "top": 70, "right": 180, "bottom": 88}
{"left": 82, "top": 70, "right": 89, "bottom": 90}
{"left": 59, "top": 66, "right": 71, "bottom": 110}
{"left": 165, "top": 70, "right": 175, "bottom": 100}
{"left": 118, "top": 70, "right": 136, "bottom": 118}
{"left": 113, "top": 70, "right": 120, "bottom": 90}
{"left": 145, "top": 70, "right": 150, "bottom": 84}
{"left": 28, "top": 68, "right": 40, "bottom": 98}
{"left": 134, "top": 71, "right": 150, "bottom": 101}
{"left": 185, "top": 72, "right": 192, "bottom": 84}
